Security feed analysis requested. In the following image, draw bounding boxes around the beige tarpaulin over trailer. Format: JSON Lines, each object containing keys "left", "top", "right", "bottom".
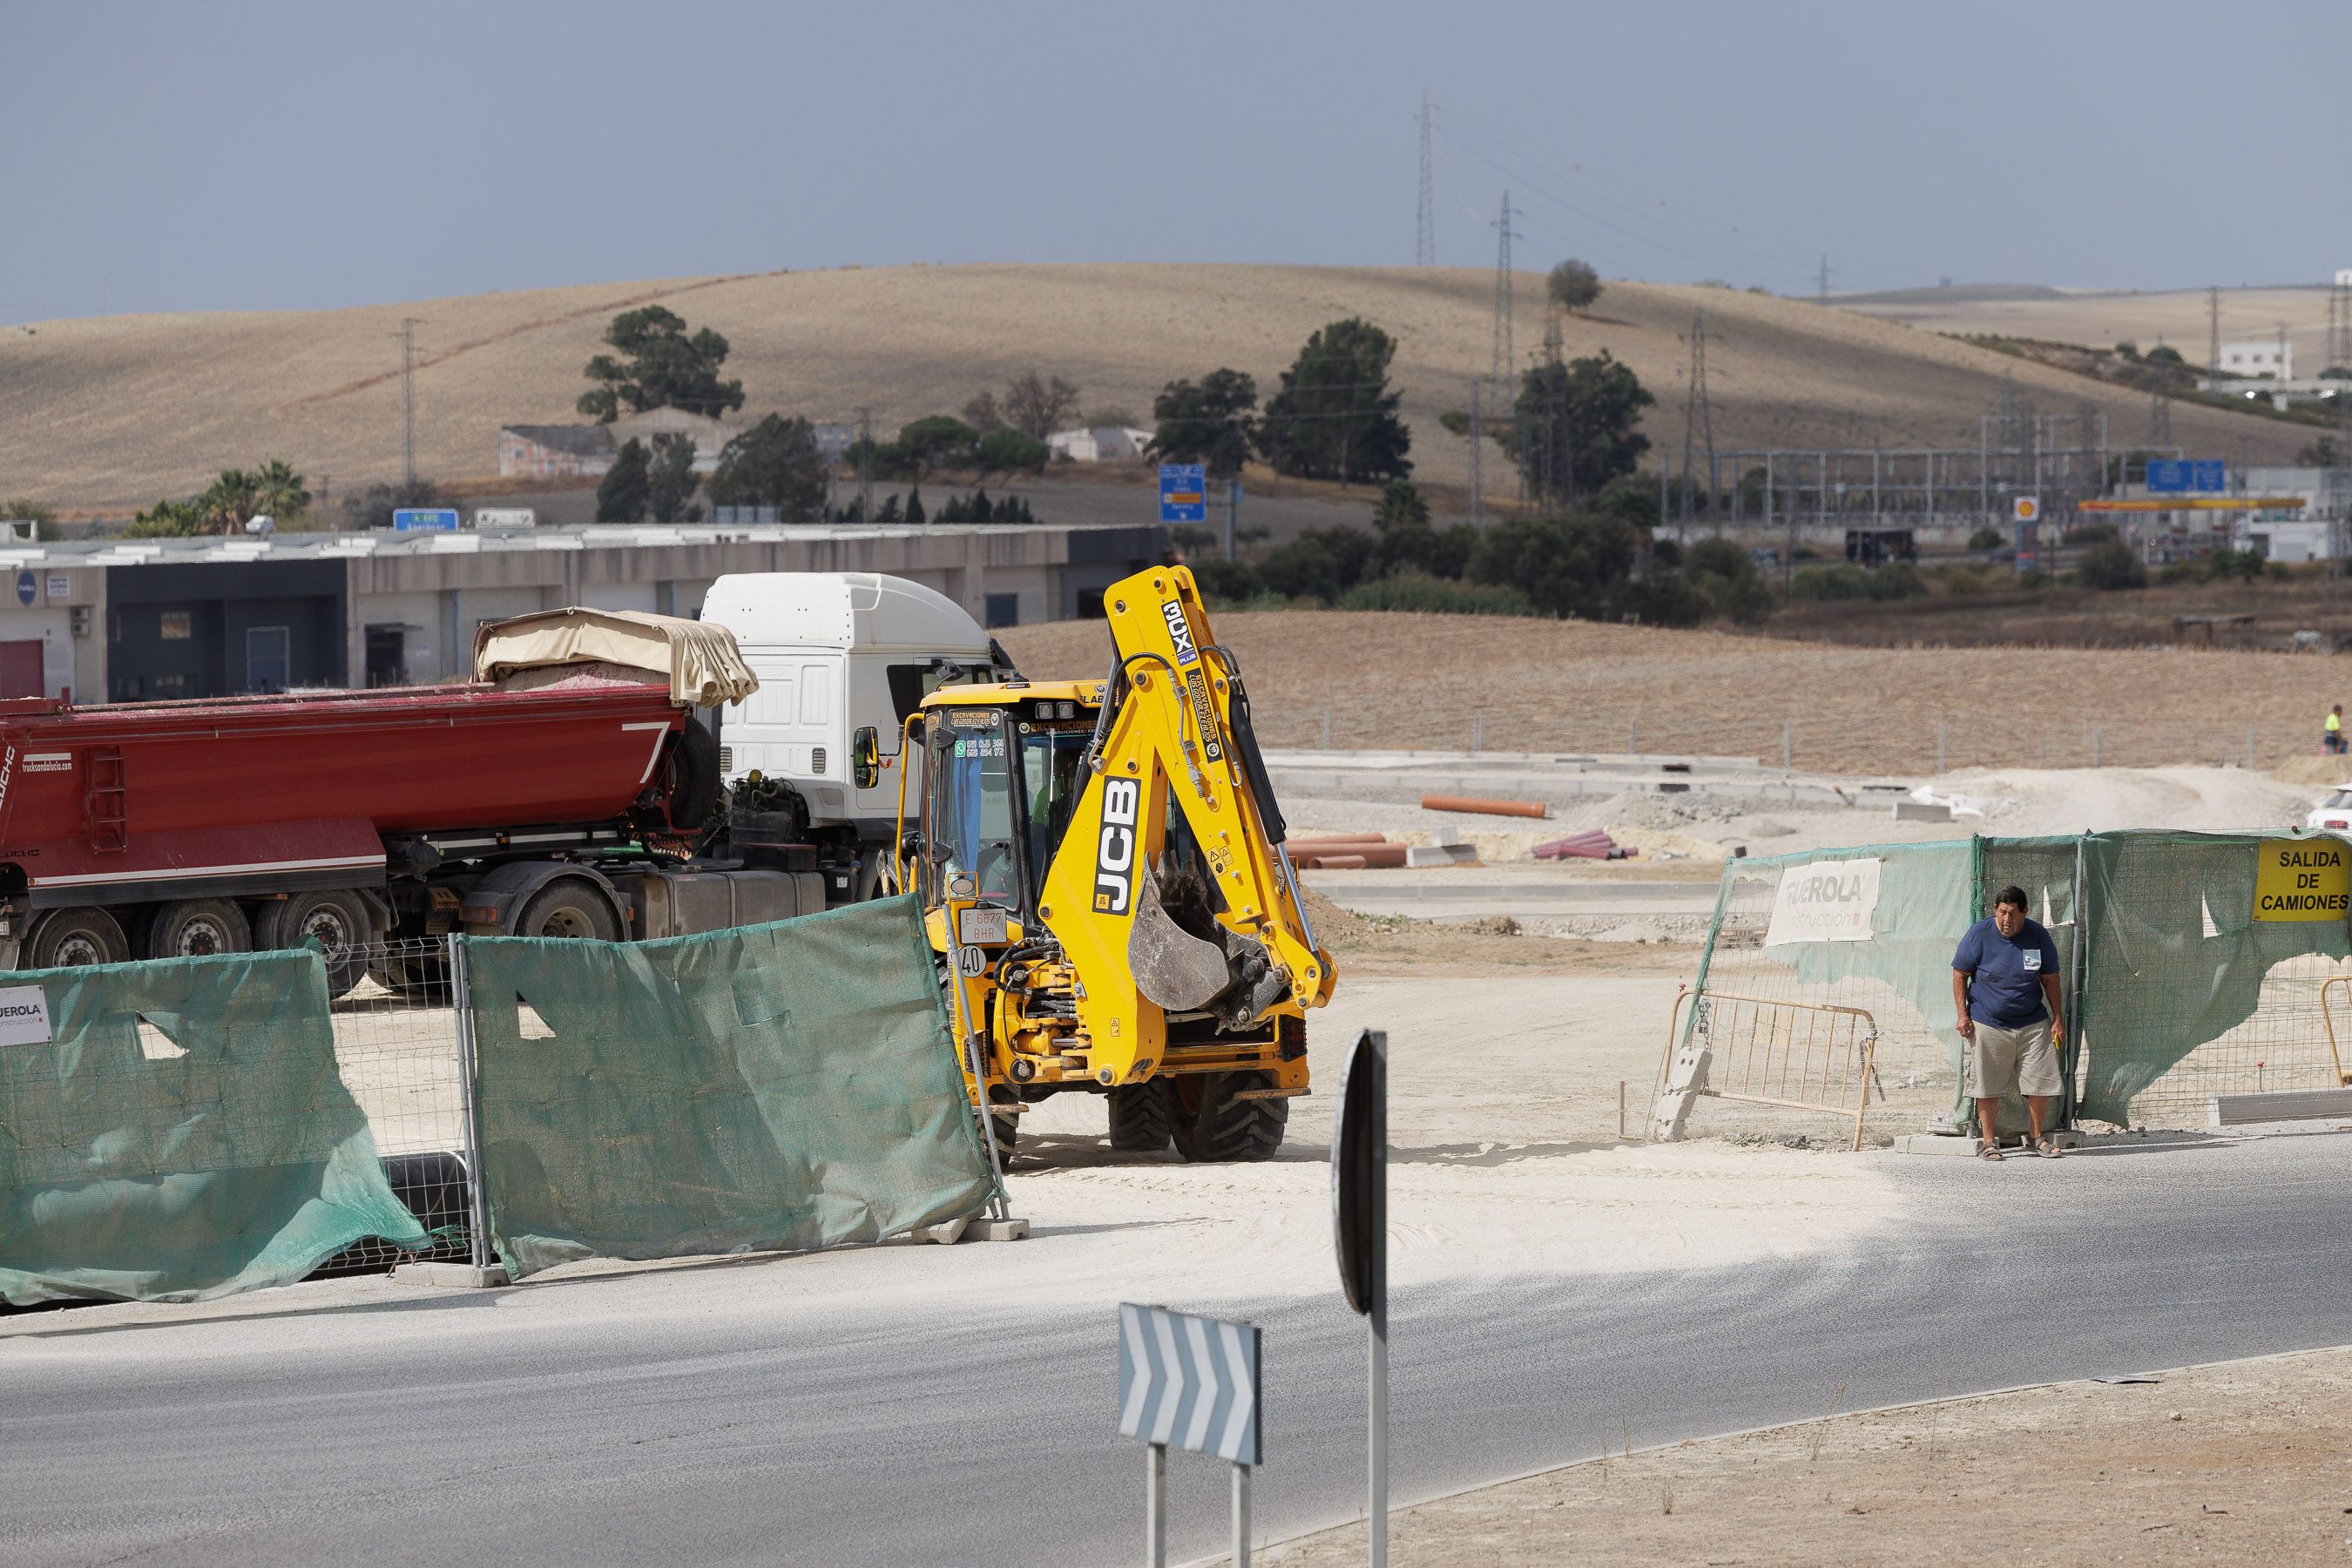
{"left": 473, "top": 608, "right": 760, "bottom": 708}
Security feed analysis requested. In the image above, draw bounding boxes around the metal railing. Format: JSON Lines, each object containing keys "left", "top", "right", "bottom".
{"left": 1655, "top": 987, "right": 1882, "bottom": 1151}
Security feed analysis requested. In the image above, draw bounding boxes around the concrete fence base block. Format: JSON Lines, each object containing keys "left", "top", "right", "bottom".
{"left": 911, "top": 1217, "right": 970, "bottom": 1245}
{"left": 391, "top": 1260, "right": 511, "bottom": 1288}
{"left": 1405, "top": 843, "right": 1479, "bottom": 868}
{"left": 1892, "top": 1130, "right": 2083, "bottom": 1156}
{"left": 962, "top": 1217, "right": 1030, "bottom": 1242}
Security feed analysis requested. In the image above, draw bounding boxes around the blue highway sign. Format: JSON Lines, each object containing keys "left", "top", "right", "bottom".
{"left": 392, "top": 508, "right": 461, "bottom": 532}
{"left": 1159, "top": 463, "right": 1207, "bottom": 524}
{"left": 2147, "top": 460, "right": 2227, "bottom": 495}
{"left": 1117, "top": 1302, "right": 1260, "bottom": 1464}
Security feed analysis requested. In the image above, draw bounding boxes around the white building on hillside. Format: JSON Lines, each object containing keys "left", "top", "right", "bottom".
{"left": 1047, "top": 426, "right": 1154, "bottom": 463}
{"left": 2220, "top": 339, "right": 2293, "bottom": 381}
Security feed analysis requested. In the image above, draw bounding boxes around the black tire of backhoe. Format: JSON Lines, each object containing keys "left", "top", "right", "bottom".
{"left": 1107, "top": 1082, "right": 1173, "bottom": 1153}
{"left": 1170, "top": 1071, "right": 1288, "bottom": 1163}
{"left": 985, "top": 1112, "right": 1020, "bottom": 1165}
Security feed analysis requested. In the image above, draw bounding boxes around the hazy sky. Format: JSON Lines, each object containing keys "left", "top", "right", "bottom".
{"left": 5, "top": 0, "right": 2346, "bottom": 322}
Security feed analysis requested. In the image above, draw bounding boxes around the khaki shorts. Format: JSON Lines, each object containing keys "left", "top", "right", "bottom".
{"left": 1965, "top": 1018, "right": 2063, "bottom": 1098}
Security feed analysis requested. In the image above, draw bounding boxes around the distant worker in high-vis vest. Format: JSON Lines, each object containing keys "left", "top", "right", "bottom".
{"left": 2327, "top": 705, "right": 2345, "bottom": 756}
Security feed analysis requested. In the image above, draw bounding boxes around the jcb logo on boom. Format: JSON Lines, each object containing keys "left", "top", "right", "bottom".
{"left": 1093, "top": 779, "right": 1140, "bottom": 914}
{"left": 1161, "top": 599, "right": 1199, "bottom": 666}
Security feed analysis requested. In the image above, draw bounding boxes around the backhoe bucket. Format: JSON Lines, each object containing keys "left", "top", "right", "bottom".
{"left": 1128, "top": 863, "right": 1233, "bottom": 1013}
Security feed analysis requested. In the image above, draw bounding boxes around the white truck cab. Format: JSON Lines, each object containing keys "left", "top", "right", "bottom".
{"left": 699, "top": 573, "right": 1004, "bottom": 886}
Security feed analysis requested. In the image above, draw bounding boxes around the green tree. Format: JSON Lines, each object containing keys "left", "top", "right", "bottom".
{"left": 648, "top": 438, "right": 700, "bottom": 524}
{"left": 249, "top": 458, "right": 311, "bottom": 525}
{"left": 577, "top": 306, "right": 745, "bottom": 422}
{"left": 1168, "top": 524, "right": 1219, "bottom": 556}
{"left": 199, "top": 469, "right": 261, "bottom": 533}
{"left": 905, "top": 484, "right": 927, "bottom": 525}
{"left": 2076, "top": 538, "right": 2147, "bottom": 591}
{"left": 1370, "top": 479, "right": 1438, "bottom": 577}
{"left": 896, "top": 416, "right": 980, "bottom": 475}
{"left": 1680, "top": 537, "right": 1774, "bottom": 625}
{"left": 126, "top": 497, "right": 208, "bottom": 537}
{"left": 597, "top": 437, "right": 652, "bottom": 522}
{"left": 1507, "top": 351, "right": 1653, "bottom": 504}
{"left": 708, "top": 415, "right": 828, "bottom": 519}
{"left": 1257, "top": 321, "right": 1412, "bottom": 484}
{"left": 1465, "top": 513, "right": 1641, "bottom": 618}
{"left": 1546, "top": 259, "right": 1602, "bottom": 312}
{"left": 1151, "top": 369, "right": 1260, "bottom": 481}
{"left": 975, "top": 429, "right": 1050, "bottom": 476}
{"left": 1256, "top": 526, "right": 1376, "bottom": 601}
{"left": 0, "top": 498, "right": 57, "bottom": 527}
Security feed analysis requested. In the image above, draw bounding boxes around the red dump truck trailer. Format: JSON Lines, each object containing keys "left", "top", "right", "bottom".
{"left": 0, "top": 612, "right": 823, "bottom": 990}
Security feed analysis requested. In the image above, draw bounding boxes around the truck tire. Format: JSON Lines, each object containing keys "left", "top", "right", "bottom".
{"left": 1169, "top": 1071, "right": 1289, "bottom": 1164}
{"left": 256, "top": 890, "right": 377, "bottom": 999}
{"left": 664, "top": 721, "right": 722, "bottom": 832}
{"left": 24, "top": 907, "right": 130, "bottom": 968}
{"left": 1107, "top": 1082, "right": 1173, "bottom": 1152}
{"left": 145, "top": 899, "right": 252, "bottom": 959}
{"left": 512, "top": 879, "right": 621, "bottom": 941}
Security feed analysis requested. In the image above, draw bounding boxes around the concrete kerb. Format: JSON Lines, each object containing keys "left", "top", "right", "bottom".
{"left": 1891, "top": 1130, "right": 2085, "bottom": 1156}
{"left": 388, "top": 1213, "right": 1028, "bottom": 1286}
{"left": 1171, "top": 1342, "right": 2352, "bottom": 1568}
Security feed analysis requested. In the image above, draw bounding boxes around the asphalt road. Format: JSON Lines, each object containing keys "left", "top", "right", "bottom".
{"left": 4, "top": 1134, "right": 2349, "bottom": 1567}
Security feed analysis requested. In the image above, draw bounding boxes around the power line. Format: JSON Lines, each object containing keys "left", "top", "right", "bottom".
{"left": 1416, "top": 92, "right": 1436, "bottom": 267}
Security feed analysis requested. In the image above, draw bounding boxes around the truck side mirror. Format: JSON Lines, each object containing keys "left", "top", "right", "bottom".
{"left": 853, "top": 726, "right": 880, "bottom": 788}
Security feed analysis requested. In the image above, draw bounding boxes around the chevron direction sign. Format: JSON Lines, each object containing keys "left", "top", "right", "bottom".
{"left": 1117, "top": 1302, "right": 1262, "bottom": 1465}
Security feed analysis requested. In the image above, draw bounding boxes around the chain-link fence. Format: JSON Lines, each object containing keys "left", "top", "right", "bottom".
{"left": 1673, "top": 834, "right": 2352, "bottom": 1142}
{"left": 310, "top": 938, "right": 477, "bottom": 1276}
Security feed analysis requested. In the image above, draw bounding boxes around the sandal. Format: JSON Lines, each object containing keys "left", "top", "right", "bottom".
{"left": 1977, "top": 1141, "right": 2004, "bottom": 1161}
{"left": 2033, "top": 1138, "right": 2063, "bottom": 1159}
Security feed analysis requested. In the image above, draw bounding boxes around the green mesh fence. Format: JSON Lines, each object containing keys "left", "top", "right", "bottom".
{"left": 1686, "top": 830, "right": 2352, "bottom": 1137}
{"left": 0, "top": 950, "right": 429, "bottom": 1306}
{"left": 462, "top": 893, "right": 996, "bottom": 1281}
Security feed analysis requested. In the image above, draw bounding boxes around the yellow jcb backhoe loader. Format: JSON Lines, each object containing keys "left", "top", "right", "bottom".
{"left": 883, "top": 564, "right": 1336, "bottom": 1162}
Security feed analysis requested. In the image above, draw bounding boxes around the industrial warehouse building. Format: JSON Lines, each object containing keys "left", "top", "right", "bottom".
{"left": 0, "top": 521, "right": 1163, "bottom": 704}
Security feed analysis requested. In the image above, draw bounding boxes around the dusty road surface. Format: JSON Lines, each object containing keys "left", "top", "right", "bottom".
{"left": 1253, "top": 1344, "right": 2352, "bottom": 1567}
{"left": 1002, "top": 615, "right": 2352, "bottom": 771}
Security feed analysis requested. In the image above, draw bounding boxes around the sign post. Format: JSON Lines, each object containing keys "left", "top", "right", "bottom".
{"left": 1117, "top": 1301, "right": 1262, "bottom": 1567}
{"left": 1332, "top": 1027, "right": 1388, "bottom": 1566}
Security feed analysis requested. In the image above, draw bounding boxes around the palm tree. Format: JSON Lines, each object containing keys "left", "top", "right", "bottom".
{"left": 200, "top": 469, "right": 261, "bottom": 534}
{"left": 250, "top": 459, "right": 311, "bottom": 526}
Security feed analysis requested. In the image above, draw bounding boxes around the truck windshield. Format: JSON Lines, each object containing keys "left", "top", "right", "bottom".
{"left": 1017, "top": 724, "right": 1094, "bottom": 901}
{"left": 929, "top": 713, "right": 1021, "bottom": 904}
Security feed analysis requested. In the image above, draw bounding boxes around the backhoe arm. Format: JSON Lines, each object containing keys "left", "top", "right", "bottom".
{"left": 1037, "top": 566, "right": 1335, "bottom": 1087}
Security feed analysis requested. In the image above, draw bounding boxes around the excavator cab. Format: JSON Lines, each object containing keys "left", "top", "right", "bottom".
{"left": 897, "top": 565, "right": 1335, "bottom": 1162}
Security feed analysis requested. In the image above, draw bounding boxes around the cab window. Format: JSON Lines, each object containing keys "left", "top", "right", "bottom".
{"left": 925, "top": 712, "right": 1020, "bottom": 905}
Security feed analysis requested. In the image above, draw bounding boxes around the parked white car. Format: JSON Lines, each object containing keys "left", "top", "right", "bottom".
{"left": 2306, "top": 787, "right": 2352, "bottom": 832}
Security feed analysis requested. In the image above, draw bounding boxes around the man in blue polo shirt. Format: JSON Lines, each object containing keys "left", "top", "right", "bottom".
{"left": 1951, "top": 884, "right": 2065, "bottom": 1161}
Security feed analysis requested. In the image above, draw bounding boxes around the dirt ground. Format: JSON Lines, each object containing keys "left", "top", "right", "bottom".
{"left": 0, "top": 264, "right": 2302, "bottom": 511}
{"left": 1001, "top": 612, "right": 2352, "bottom": 773}
{"left": 1249, "top": 1344, "right": 2352, "bottom": 1567}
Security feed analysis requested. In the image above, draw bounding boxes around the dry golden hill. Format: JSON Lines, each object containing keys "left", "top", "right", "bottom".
{"left": 997, "top": 609, "right": 2349, "bottom": 774}
{"left": 1836, "top": 283, "right": 2340, "bottom": 376}
{"left": 0, "top": 264, "right": 2311, "bottom": 513}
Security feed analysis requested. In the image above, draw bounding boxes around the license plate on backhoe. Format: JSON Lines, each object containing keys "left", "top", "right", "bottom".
{"left": 956, "top": 905, "right": 1011, "bottom": 944}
